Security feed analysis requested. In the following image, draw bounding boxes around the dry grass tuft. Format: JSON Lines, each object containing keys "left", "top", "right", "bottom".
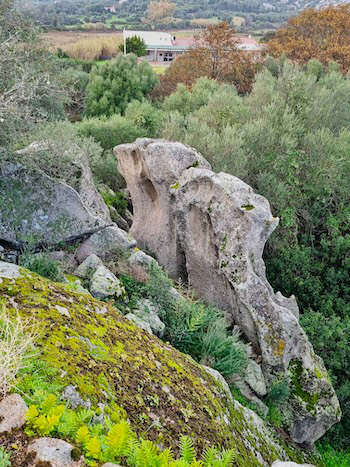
{"left": 0, "top": 306, "right": 37, "bottom": 397}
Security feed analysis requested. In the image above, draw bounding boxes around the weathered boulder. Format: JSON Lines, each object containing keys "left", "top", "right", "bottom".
{"left": 125, "top": 312, "right": 153, "bottom": 334}
{"left": 0, "top": 261, "right": 317, "bottom": 466}
{"left": 74, "top": 254, "right": 103, "bottom": 279}
{"left": 0, "top": 163, "right": 110, "bottom": 247}
{"left": 16, "top": 141, "right": 111, "bottom": 225}
{"left": 75, "top": 225, "right": 136, "bottom": 264}
{"left": 131, "top": 298, "right": 166, "bottom": 337}
{"left": 114, "top": 139, "right": 340, "bottom": 445}
{"left": 90, "top": 264, "right": 125, "bottom": 300}
{"left": 28, "top": 438, "right": 84, "bottom": 466}
{"left": 115, "top": 139, "right": 211, "bottom": 277}
{"left": 0, "top": 394, "right": 27, "bottom": 433}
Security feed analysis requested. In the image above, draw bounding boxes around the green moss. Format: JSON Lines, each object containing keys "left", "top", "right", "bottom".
{"left": 170, "top": 182, "right": 180, "bottom": 190}
{"left": 289, "top": 359, "right": 320, "bottom": 413}
{"left": 0, "top": 266, "right": 316, "bottom": 465}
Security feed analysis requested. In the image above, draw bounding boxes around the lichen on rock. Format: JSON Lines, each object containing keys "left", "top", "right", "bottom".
{"left": 0, "top": 261, "right": 317, "bottom": 466}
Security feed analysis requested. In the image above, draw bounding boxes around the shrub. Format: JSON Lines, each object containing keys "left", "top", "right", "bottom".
{"left": 125, "top": 100, "right": 163, "bottom": 137}
{"left": 101, "top": 190, "right": 128, "bottom": 215}
{"left": 90, "top": 150, "right": 126, "bottom": 193}
{"left": 19, "top": 252, "right": 64, "bottom": 282}
{"left": 119, "top": 35, "right": 147, "bottom": 57}
{"left": 85, "top": 54, "right": 159, "bottom": 117}
{"left": 77, "top": 114, "right": 143, "bottom": 151}
{"left": 0, "top": 306, "right": 36, "bottom": 396}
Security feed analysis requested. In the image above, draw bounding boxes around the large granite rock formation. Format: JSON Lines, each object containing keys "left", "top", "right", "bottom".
{"left": 114, "top": 139, "right": 341, "bottom": 445}
{"left": 0, "top": 162, "right": 110, "bottom": 247}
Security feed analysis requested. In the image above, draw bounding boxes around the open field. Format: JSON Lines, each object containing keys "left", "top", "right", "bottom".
{"left": 42, "top": 29, "right": 197, "bottom": 52}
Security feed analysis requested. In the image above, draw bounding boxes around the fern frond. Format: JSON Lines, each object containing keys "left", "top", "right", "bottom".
{"left": 219, "top": 449, "right": 235, "bottom": 466}
{"left": 106, "top": 419, "right": 133, "bottom": 458}
{"left": 179, "top": 436, "right": 196, "bottom": 464}
{"left": 202, "top": 447, "right": 219, "bottom": 465}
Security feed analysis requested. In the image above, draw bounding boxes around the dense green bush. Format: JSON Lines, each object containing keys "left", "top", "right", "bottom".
{"left": 85, "top": 54, "right": 158, "bottom": 116}
{"left": 77, "top": 114, "right": 144, "bottom": 150}
{"left": 119, "top": 35, "right": 147, "bottom": 57}
{"left": 125, "top": 100, "right": 163, "bottom": 137}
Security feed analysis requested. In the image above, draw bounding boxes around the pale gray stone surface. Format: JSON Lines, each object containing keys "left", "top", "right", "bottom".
{"left": 28, "top": 438, "right": 84, "bottom": 466}
{"left": 0, "top": 163, "right": 109, "bottom": 245}
{"left": 75, "top": 225, "right": 136, "bottom": 264}
{"left": 0, "top": 394, "right": 27, "bottom": 433}
{"left": 90, "top": 264, "right": 125, "bottom": 300}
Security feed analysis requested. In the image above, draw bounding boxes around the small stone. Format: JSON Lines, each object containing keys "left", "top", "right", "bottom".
{"left": 55, "top": 305, "right": 70, "bottom": 318}
{"left": 74, "top": 254, "right": 103, "bottom": 279}
{"left": 61, "top": 385, "right": 91, "bottom": 410}
{"left": 102, "top": 464, "right": 123, "bottom": 467}
{"left": 125, "top": 313, "right": 153, "bottom": 334}
{"left": 28, "top": 438, "right": 84, "bottom": 466}
{"left": 244, "top": 360, "right": 267, "bottom": 397}
{"left": 132, "top": 299, "right": 165, "bottom": 337}
{"left": 0, "top": 261, "right": 21, "bottom": 279}
{"left": 0, "top": 394, "right": 27, "bottom": 433}
{"left": 90, "top": 265, "right": 125, "bottom": 300}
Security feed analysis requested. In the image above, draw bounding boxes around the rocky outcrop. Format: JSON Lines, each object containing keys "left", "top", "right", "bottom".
{"left": 116, "top": 139, "right": 211, "bottom": 277}
{"left": 0, "top": 162, "right": 110, "bottom": 247}
{"left": 114, "top": 139, "right": 341, "bottom": 445}
{"left": 0, "top": 261, "right": 317, "bottom": 466}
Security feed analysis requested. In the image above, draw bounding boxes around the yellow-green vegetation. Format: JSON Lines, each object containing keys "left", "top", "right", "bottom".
{"left": 63, "top": 36, "right": 121, "bottom": 60}
{"left": 0, "top": 265, "right": 316, "bottom": 466}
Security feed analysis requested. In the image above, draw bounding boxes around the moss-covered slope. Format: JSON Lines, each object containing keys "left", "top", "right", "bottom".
{"left": 0, "top": 262, "right": 317, "bottom": 466}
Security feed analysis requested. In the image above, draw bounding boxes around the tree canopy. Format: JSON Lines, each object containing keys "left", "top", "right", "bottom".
{"left": 267, "top": 5, "right": 350, "bottom": 72}
{"left": 85, "top": 54, "right": 158, "bottom": 117}
{"left": 154, "top": 22, "right": 257, "bottom": 98}
{"left": 119, "top": 36, "right": 147, "bottom": 57}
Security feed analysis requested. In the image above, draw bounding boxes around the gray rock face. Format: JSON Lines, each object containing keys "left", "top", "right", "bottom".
{"left": 115, "top": 139, "right": 341, "bottom": 445}
{"left": 132, "top": 299, "right": 165, "bottom": 337}
{"left": 0, "top": 394, "right": 27, "bottom": 433}
{"left": 28, "top": 438, "right": 84, "bottom": 466}
{"left": 74, "top": 254, "right": 103, "bottom": 279}
{"left": 244, "top": 360, "right": 267, "bottom": 397}
{"left": 61, "top": 385, "right": 91, "bottom": 410}
{"left": 202, "top": 365, "right": 233, "bottom": 402}
{"left": 0, "top": 163, "right": 110, "bottom": 246}
{"left": 125, "top": 312, "right": 153, "bottom": 334}
{"left": 75, "top": 225, "right": 136, "bottom": 264}
{"left": 90, "top": 265, "right": 125, "bottom": 300}
{"left": 115, "top": 139, "right": 211, "bottom": 277}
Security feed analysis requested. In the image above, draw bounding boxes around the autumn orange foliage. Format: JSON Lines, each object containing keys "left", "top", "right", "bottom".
{"left": 153, "top": 22, "right": 258, "bottom": 99}
{"left": 267, "top": 5, "right": 350, "bottom": 72}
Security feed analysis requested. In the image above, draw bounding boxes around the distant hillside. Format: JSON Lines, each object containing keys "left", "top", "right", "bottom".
{"left": 23, "top": 0, "right": 350, "bottom": 31}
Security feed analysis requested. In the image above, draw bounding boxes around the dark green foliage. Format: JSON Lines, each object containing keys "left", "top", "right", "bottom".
{"left": 125, "top": 100, "right": 164, "bottom": 137}
{"left": 119, "top": 36, "right": 147, "bottom": 57}
{"left": 19, "top": 252, "right": 64, "bottom": 282}
{"left": 90, "top": 150, "right": 126, "bottom": 194}
{"left": 77, "top": 114, "right": 144, "bottom": 150}
{"left": 266, "top": 380, "right": 290, "bottom": 405}
{"left": 201, "top": 320, "right": 248, "bottom": 377}
{"left": 101, "top": 191, "right": 128, "bottom": 215}
{"left": 318, "top": 443, "right": 350, "bottom": 467}
{"left": 85, "top": 55, "right": 158, "bottom": 117}
{"left": 121, "top": 263, "right": 248, "bottom": 377}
